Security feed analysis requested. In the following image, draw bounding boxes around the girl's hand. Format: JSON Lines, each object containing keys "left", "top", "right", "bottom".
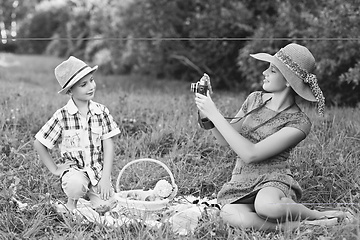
{"left": 195, "top": 91, "right": 219, "bottom": 120}
{"left": 96, "top": 177, "right": 113, "bottom": 200}
{"left": 53, "top": 161, "right": 74, "bottom": 176}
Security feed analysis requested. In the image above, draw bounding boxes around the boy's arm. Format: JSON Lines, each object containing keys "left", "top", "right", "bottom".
{"left": 101, "top": 137, "right": 114, "bottom": 180}
{"left": 96, "top": 137, "right": 115, "bottom": 200}
{"left": 33, "top": 139, "right": 72, "bottom": 176}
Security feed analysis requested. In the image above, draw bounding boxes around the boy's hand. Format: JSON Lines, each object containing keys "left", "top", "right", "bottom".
{"left": 96, "top": 177, "right": 113, "bottom": 200}
{"left": 53, "top": 161, "right": 74, "bottom": 176}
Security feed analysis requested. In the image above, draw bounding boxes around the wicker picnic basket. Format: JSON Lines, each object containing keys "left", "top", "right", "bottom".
{"left": 115, "top": 158, "right": 178, "bottom": 216}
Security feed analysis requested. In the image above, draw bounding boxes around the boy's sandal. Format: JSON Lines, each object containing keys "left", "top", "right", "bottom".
{"left": 54, "top": 201, "right": 99, "bottom": 223}
{"left": 54, "top": 201, "right": 73, "bottom": 214}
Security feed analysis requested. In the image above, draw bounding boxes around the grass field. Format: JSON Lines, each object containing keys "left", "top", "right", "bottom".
{"left": 0, "top": 53, "right": 359, "bottom": 239}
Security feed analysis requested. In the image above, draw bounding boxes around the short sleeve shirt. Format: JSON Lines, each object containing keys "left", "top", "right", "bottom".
{"left": 239, "top": 91, "right": 312, "bottom": 140}
{"left": 35, "top": 99, "right": 120, "bottom": 185}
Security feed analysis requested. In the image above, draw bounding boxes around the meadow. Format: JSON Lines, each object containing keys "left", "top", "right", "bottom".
{"left": 0, "top": 53, "right": 359, "bottom": 239}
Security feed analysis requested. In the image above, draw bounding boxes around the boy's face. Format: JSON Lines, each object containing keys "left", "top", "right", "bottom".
{"left": 69, "top": 74, "right": 96, "bottom": 102}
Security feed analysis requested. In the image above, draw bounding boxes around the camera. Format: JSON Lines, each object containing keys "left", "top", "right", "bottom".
{"left": 191, "top": 73, "right": 215, "bottom": 130}
{"left": 190, "top": 73, "right": 210, "bottom": 95}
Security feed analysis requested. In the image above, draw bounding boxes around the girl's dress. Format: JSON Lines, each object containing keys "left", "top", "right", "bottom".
{"left": 217, "top": 91, "right": 311, "bottom": 205}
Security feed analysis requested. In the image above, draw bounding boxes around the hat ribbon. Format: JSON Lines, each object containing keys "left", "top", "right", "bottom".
{"left": 275, "top": 50, "right": 325, "bottom": 116}
{"left": 62, "top": 65, "right": 88, "bottom": 89}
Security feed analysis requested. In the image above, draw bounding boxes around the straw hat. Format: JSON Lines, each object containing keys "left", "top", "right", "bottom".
{"left": 55, "top": 56, "right": 98, "bottom": 95}
{"left": 250, "top": 43, "right": 325, "bottom": 115}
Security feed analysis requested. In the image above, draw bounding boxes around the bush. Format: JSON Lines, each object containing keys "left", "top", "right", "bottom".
{"left": 238, "top": 0, "right": 360, "bottom": 107}
{"left": 338, "top": 62, "right": 360, "bottom": 107}
{"left": 13, "top": 0, "right": 360, "bottom": 106}
{"left": 0, "top": 41, "right": 17, "bottom": 53}
{"left": 108, "top": 0, "right": 253, "bottom": 87}
{"left": 92, "top": 48, "right": 113, "bottom": 74}
{"left": 16, "top": 0, "right": 70, "bottom": 54}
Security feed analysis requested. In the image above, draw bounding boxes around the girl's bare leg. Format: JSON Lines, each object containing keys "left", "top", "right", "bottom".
{"left": 220, "top": 187, "right": 350, "bottom": 231}
{"left": 220, "top": 203, "right": 301, "bottom": 231}
{"left": 254, "top": 187, "right": 349, "bottom": 221}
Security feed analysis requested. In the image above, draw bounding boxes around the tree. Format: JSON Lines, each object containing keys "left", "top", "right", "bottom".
{"left": 300, "top": 0, "right": 360, "bottom": 106}
{"left": 16, "top": 0, "right": 70, "bottom": 54}
{"left": 9, "top": 0, "right": 360, "bottom": 106}
{"left": 105, "top": 0, "right": 254, "bottom": 88}
{"left": 238, "top": 0, "right": 360, "bottom": 106}
{"left": 0, "top": 0, "right": 46, "bottom": 51}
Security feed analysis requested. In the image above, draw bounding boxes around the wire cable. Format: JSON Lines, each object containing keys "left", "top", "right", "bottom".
{"left": 2, "top": 37, "right": 360, "bottom": 41}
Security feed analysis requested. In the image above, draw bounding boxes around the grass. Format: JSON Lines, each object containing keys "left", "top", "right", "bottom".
{"left": 0, "top": 53, "right": 359, "bottom": 239}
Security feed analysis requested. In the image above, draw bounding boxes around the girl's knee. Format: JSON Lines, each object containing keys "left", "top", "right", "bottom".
{"left": 220, "top": 204, "right": 254, "bottom": 229}
{"left": 254, "top": 188, "right": 287, "bottom": 220}
{"left": 254, "top": 201, "right": 283, "bottom": 220}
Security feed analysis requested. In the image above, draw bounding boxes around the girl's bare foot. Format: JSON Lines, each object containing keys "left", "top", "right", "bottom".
{"left": 317, "top": 209, "right": 356, "bottom": 223}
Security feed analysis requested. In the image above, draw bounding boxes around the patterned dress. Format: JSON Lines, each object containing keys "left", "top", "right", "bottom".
{"left": 217, "top": 91, "right": 311, "bottom": 206}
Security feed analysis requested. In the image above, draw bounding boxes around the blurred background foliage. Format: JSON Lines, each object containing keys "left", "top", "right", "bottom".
{"left": 0, "top": 0, "right": 359, "bottom": 106}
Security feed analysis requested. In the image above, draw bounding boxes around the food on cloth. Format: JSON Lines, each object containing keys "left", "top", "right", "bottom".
{"left": 126, "top": 192, "right": 141, "bottom": 200}
{"left": 117, "top": 180, "right": 173, "bottom": 202}
{"left": 153, "top": 179, "right": 173, "bottom": 198}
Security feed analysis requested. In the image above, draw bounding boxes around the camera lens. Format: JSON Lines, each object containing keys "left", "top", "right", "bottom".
{"left": 190, "top": 83, "right": 197, "bottom": 93}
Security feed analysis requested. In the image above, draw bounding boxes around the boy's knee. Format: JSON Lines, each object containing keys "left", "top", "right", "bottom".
{"left": 61, "top": 169, "right": 89, "bottom": 199}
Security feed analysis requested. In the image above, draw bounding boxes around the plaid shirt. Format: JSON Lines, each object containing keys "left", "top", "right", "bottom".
{"left": 35, "top": 99, "right": 120, "bottom": 186}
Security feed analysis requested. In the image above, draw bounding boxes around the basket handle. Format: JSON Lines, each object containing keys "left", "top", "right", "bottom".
{"left": 116, "top": 158, "right": 178, "bottom": 200}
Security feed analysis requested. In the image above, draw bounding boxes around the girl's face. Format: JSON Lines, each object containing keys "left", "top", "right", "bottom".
{"left": 262, "top": 63, "right": 287, "bottom": 93}
{"left": 69, "top": 74, "right": 96, "bottom": 102}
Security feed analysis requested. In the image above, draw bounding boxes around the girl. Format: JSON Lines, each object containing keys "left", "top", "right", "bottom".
{"left": 195, "top": 43, "right": 352, "bottom": 230}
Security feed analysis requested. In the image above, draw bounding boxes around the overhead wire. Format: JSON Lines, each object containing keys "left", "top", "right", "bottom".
{"left": 1, "top": 37, "right": 360, "bottom": 41}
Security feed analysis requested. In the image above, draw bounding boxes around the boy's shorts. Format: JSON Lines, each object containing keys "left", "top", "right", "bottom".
{"left": 61, "top": 168, "right": 116, "bottom": 209}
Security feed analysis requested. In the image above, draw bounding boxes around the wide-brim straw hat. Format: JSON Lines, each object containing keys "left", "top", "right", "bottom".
{"left": 55, "top": 56, "right": 98, "bottom": 95}
{"left": 250, "top": 43, "right": 325, "bottom": 115}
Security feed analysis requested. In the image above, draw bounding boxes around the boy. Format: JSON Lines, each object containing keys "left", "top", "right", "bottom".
{"left": 34, "top": 56, "right": 120, "bottom": 211}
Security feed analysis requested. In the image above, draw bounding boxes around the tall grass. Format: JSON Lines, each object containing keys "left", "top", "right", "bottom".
{"left": 0, "top": 53, "right": 359, "bottom": 239}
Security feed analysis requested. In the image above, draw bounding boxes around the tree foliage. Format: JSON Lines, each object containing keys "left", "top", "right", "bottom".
{"left": 4, "top": 0, "right": 360, "bottom": 106}
{"left": 238, "top": 0, "right": 360, "bottom": 106}
{"left": 301, "top": 0, "right": 360, "bottom": 106}
{"left": 99, "top": 0, "right": 254, "bottom": 89}
{"left": 16, "top": 0, "right": 70, "bottom": 54}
